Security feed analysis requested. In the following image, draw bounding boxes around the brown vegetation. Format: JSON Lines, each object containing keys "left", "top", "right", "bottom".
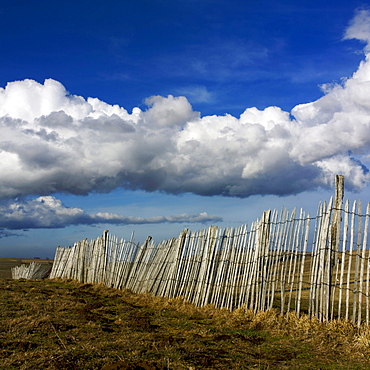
{"left": 1, "top": 276, "right": 370, "bottom": 369}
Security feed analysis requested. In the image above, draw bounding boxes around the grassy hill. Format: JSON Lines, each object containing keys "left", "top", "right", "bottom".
{"left": 1, "top": 276, "right": 370, "bottom": 369}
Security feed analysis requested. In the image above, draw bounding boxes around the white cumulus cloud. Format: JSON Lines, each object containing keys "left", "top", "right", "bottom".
{"left": 1, "top": 10, "right": 370, "bottom": 203}
{"left": 344, "top": 8, "right": 370, "bottom": 48}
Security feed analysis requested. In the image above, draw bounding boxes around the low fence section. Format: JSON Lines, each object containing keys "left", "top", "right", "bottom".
{"left": 12, "top": 262, "right": 51, "bottom": 280}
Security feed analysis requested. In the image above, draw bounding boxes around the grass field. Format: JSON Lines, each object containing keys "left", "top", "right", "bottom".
{"left": 1, "top": 276, "right": 370, "bottom": 369}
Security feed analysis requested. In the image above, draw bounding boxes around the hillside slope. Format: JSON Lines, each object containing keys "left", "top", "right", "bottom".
{"left": 1, "top": 278, "right": 370, "bottom": 369}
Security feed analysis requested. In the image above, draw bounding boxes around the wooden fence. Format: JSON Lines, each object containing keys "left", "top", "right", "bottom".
{"left": 11, "top": 262, "right": 51, "bottom": 280}
{"left": 49, "top": 176, "right": 370, "bottom": 325}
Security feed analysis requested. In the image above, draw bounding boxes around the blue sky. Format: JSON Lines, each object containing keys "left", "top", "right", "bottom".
{"left": 1, "top": 0, "right": 370, "bottom": 257}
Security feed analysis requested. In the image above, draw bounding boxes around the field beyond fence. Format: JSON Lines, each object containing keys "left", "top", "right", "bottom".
{"left": 34, "top": 176, "right": 370, "bottom": 326}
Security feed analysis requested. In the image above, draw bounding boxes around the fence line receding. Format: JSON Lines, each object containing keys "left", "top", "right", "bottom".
{"left": 46, "top": 176, "right": 370, "bottom": 325}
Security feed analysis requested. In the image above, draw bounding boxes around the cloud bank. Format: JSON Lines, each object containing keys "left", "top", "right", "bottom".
{"left": 1, "top": 10, "right": 370, "bottom": 203}
{"left": 0, "top": 196, "right": 221, "bottom": 231}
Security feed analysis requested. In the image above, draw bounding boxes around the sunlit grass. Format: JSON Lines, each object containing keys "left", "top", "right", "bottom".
{"left": 1, "top": 277, "right": 370, "bottom": 369}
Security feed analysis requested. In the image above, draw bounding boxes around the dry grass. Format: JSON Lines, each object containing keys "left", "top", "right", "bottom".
{"left": 1, "top": 277, "right": 370, "bottom": 369}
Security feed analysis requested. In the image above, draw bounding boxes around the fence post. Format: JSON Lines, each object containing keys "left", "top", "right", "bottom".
{"left": 259, "top": 210, "right": 271, "bottom": 311}
{"left": 327, "top": 175, "right": 344, "bottom": 320}
{"left": 104, "top": 230, "right": 109, "bottom": 248}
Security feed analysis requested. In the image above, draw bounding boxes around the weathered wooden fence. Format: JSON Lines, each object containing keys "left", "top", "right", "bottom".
{"left": 11, "top": 262, "right": 51, "bottom": 280}
{"left": 49, "top": 176, "right": 370, "bottom": 325}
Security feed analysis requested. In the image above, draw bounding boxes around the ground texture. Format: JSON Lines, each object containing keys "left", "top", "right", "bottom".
{"left": 1, "top": 278, "right": 370, "bottom": 369}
